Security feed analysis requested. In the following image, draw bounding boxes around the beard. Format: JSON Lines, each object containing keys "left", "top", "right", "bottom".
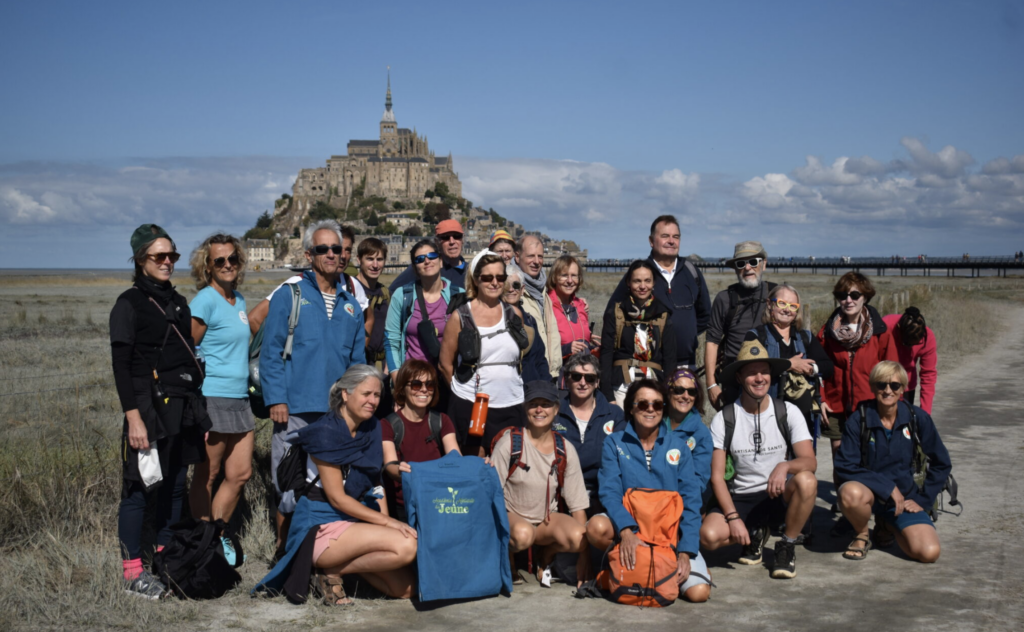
{"left": 736, "top": 270, "right": 762, "bottom": 289}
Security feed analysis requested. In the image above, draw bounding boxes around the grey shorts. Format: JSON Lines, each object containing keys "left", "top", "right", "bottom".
{"left": 271, "top": 411, "right": 323, "bottom": 514}
{"left": 681, "top": 551, "right": 711, "bottom": 591}
{"left": 205, "top": 397, "right": 255, "bottom": 434}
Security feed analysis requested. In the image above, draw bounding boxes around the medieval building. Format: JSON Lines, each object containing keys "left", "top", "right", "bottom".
{"left": 290, "top": 74, "right": 462, "bottom": 209}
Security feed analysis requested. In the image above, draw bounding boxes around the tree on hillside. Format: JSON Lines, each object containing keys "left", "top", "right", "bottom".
{"left": 393, "top": 201, "right": 405, "bottom": 210}
{"left": 403, "top": 225, "right": 423, "bottom": 237}
{"left": 423, "top": 202, "right": 451, "bottom": 224}
{"left": 256, "top": 210, "right": 273, "bottom": 229}
{"left": 309, "top": 201, "right": 339, "bottom": 222}
{"left": 423, "top": 189, "right": 435, "bottom": 199}
{"left": 367, "top": 210, "right": 381, "bottom": 227}
{"left": 374, "top": 221, "right": 399, "bottom": 235}
{"left": 434, "top": 182, "right": 450, "bottom": 199}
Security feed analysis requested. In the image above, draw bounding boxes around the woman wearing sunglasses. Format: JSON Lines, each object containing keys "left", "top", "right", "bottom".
{"left": 384, "top": 239, "right": 463, "bottom": 372}
{"left": 109, "top": 224, "right": 210, "bottom": 599}
{"left": 503, "top": 262, "right": 550, "bottom": 383}
{"left": 588, "top": 379, "right": 707, "bottom": 602}
{"left": 440, "top": 252, "right": 530, "bottom": 455}
{"left": 186, "top": 233, "right": 253, "bottom": 564}
{"left": 665, "top": 368, "right": 712, "bottom": 507}
{"left": 599, "top": 259, "right": 676, "bottom": 408}
{"left": 743, "top": 284, "right": 833, "bottom": 438}
{"left": 833, "top": 361, "right": 949, "bottom": 563}
{"left": 381, "top": 360, "right": 461, "bottom": 522}
{"left": 818, "top": 272, "right": 898, "bottom": 512}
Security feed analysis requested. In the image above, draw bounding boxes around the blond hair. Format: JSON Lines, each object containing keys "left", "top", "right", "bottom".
{"left": 545, "top": 255, "right": 584, "bottom": 293}
{"left": 189, "top": 233, "right": 247, "bottom": 290}
{"left": 869, "top": 361, "right": 908, "bottom": 390}
{"left": 763, "top": 283, "right": 805, "bottom": 330}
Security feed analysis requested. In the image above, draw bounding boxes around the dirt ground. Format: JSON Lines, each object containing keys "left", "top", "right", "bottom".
{"left": 198, "top": 308, "right": 1024, "bottom": 631}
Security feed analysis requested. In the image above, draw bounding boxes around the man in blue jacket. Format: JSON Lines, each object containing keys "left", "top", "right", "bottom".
{"left": 261, "top": 220, "right": 366, "bottom": 553}
{"left": 607, "top": 215, "right": 711, "bottom": 369}
{"left": 552, "top": 353, "right": 625, "bottom": 514}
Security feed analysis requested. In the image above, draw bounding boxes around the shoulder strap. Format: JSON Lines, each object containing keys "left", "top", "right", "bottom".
{"left": 282, "top": 283, "right": 302, "bottom": 361}
{"left": 722, "top": 403, "right": 736, "bottom": 458}
{"left": 725, "top": 286, "right": 740, "bottom": 331}
{"left": 385, "top": 412, "right": 404, "bottom": 452}
{"left": 772, "top": 397, "right": 791, "bottom": 459}
{"left": 614, "top": 303, "right": 626, "bottom": 349}
{"left": 905, "top": 402, "right": 926, "bottom": 477}
{"left": 427, "top": 411, "right": 444, "bottom": 447}
{"left": 553, "top": 433, "right": 567, "bottom": 492}
{"left": 859, "top": 403, "right": 870, "bottom": 468}
{"left": 507, "top": 427, "right": 526, "bottom": 477}
{"left": 380, "top": 284, "right": 391, "bottom": 303}
{"left": 415, "top": 281, "right": 431, "bottom": 323}
{"left": 683, "top": 259, "right": 698, "bottom": 284}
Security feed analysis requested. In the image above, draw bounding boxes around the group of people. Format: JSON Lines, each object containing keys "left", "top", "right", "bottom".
{"left": 110, "top": 215, "right": 950, "bottom": 605}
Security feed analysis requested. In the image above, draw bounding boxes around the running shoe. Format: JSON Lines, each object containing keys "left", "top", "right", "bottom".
{"left": 771, "top": 540, "right": 797, "bottom": 579}
{"left": 125, "top": 570, "right": 167, "bottom": 600}
{"left": 738, "top": 526, "right": 769, "bottom": 565}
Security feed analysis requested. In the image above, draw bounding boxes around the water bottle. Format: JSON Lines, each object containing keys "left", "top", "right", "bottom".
{"left": 468, "top": 393, "right": 489, "bottom": 437}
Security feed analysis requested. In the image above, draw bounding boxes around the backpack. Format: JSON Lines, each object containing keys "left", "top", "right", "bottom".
{"left": 612, "top": 301, "right": 670, "bottom": 385}
{"left": 152, "top": 518, "right": 242, "bottom": 599}
{"left": 597, "top": 488, "right": 682, "bottom": 607}
{"left": 386, "top": 411, "right": 444, "bottom": 454}
{"left": 248, "top": 283, "right": 302, "bottom": 418}
{"left": 722, "top": 398, "right": 790, "bottom": 483}
{"left": 858, "top": 402, "right": 960, "bottom": 521}
{"left": 491, "top": 426, "right": 568, "bottom": 511}
{"left": 718, "top": 281, "right": 778, "bottom": 366}
{"left": 453, "top": 298, "right": 531, "bottom": 384}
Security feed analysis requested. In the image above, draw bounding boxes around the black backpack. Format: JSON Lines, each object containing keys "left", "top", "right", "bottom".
{"left": 152, "top": 518, "right": 242, "bottom": 599}
{"left": 276, "top": 442, "right": 350, "bottom": 499}
{"left": 722, "top": 397, "right": 790, "bottom": 483}
{"left": 385, "top": 411, "right": 444, "bottom": 454}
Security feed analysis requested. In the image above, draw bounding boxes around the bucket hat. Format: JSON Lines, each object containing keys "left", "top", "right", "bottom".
{"left": 719, "top": 339, "right": 790, "bottom": 388}
{"left": 726, "top": 240, "right": 767, "bottom": 266}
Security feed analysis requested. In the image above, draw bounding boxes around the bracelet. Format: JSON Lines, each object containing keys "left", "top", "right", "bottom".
{"left": 726, "top": 516, "right": 741, "bottom": 523}
{"left": 384, "top": 460, "right": 401, "bottom": 469}
{"left": 707, "top": 383, "right": 720, "bottom": 391}
{"left": 724, "top": 511, "right": 739, "bottom": 518}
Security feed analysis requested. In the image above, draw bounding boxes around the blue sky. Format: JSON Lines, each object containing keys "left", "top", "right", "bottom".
{"left": 2, "top": 0, "right": 1023, "bottom": 266}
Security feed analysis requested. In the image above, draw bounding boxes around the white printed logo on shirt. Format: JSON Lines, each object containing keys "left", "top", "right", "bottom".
{"left": 603, "top": 421, "right": 615, "bottom": 435}
{"left": 903, "top": 427, "right": 911, "bottom": 440}
{"left": 344, "top": 303, "right": 356, "bottom": 318}
{"left": 666, "top": 449, "right": 681, "bottom": 465}
{"left": 238, "top": 311, "right": 249, "bottom": 325}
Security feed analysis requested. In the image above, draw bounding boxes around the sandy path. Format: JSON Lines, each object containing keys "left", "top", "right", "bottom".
{"left": 209, "top": 306, "right": 1024, "bottom": 631}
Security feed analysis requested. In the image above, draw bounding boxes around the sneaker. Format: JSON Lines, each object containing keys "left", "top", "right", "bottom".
{"left": 771, "top": 540, "right": 797, "bottom": 579}
{"left": 125, "top": 570, "right": 167, "bottom": 600}
{"left": 738, "top": 526, "right": 769, "bottom": 565}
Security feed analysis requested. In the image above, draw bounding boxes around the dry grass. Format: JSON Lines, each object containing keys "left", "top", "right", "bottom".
{"left": 0, "top": 270, "right": 1021, "bottom": 630}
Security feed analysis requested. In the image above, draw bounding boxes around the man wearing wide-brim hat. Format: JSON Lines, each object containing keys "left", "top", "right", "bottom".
{"left": 705, "top": 240, "right": 776, "bottom": 411}
{"left": 699, "top": 339, "right": 818, "bottom": 580}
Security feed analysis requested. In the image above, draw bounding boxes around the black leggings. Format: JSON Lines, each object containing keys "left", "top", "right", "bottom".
{"left": 449, "top": 395, "right": 524, "bottom": 455}
{"left": 118, "top": 436, "right": 188, "bottom": 560}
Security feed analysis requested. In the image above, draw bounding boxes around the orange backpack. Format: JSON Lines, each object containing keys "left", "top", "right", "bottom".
{"left": 597, "top": 488, "right": 682, "bottom": 607}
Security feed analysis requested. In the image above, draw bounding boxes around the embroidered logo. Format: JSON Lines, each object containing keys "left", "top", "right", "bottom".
{"left": 344, "top": 303, "right": 356, "bottom": 317}
{"left": 238, "top": 311, "right": 249, "bottom": 325}
{"left": 666, "top": 449, "right": 681, "bottom": 465}
{"left": 903, "top": 427, "right": 911, "bottom": 440}
{"left": 300, "top": 298, "right": 312, "bottom": 307}
{"left": 603, "top": 421, "right": 615, "bottom": 435}
{"left": 554, "top": 423, "right": 567, "bottom": 433}
{"left": 617, "top": 445, "right": 629, "bottom": 459}
{"left": 686, "top": 437, "right": 696, "bottom": 451}
{"left": 433, "top": 486, "right": 473, "bottom": 515}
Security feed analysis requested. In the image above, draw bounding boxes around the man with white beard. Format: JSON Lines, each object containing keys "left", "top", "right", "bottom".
{"left": 705, "top": 241, "right": 776, "bottom": 410}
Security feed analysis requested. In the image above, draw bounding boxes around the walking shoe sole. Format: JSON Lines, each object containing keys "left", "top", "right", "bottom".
{"left": 736, "top": 555, "right": 763, "bottom": 565}
{"left": 125, "top": 588, "right": 163, "bottom": 601}
{"left": 771, "top": 569, "right": 796, "bottom": 579}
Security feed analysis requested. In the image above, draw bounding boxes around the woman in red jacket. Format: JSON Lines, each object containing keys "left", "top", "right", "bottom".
{"left": 817, "top": 272, "right": 898, "bottom": 509}
{"left": 546, "top": 255, "right": 595, "bottom": 363}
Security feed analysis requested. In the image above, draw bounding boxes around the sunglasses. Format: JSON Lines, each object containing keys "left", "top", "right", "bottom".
{"left": 834, "top": 291, "right": 864, "bottom": 301}
{"left": 437, "top": 233, "right": 463, "bottom": 242}
{"left": 407, "top": 379, "right": 436, "bottom": 392}
{"left": 146, "top": 252, "right": 180, "bottom": 264}
{"left": 414, "top": 251, "right": 440, "bottom": 265}
{"left": 771, "top": 299, "right": 800, "bottom": 311}
{"left": 670, "top": 386, "right": 698, "bottom": 397}
{"left": 569, "top": 371, "right": 599, "bottom": 385}
{"left": 633, "top": 400, "right": 665, "bottom": 413}
{"left": 732, "top": 257, "right": 763, "bottom": 269}
{"left": 874, "top": 381, "right": 904, "bottom": 393}
{"left": 478, "top": 274, "right": 508, "bottom": 284}
{"left": 312, "top": 244, "right": 343, "bottom": 256}
{"left": 506, "top": 281, "right": 523, "bottom": 291}
{"left": 212, "top": 254, "right": 240, "bottom": 268}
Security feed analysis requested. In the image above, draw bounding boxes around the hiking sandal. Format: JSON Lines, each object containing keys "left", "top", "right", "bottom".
{"left": 312, "top": 570, "right": 352, "bottom": 606}
{"left": 842, "top": 535, "right": 872, "bottom": 561}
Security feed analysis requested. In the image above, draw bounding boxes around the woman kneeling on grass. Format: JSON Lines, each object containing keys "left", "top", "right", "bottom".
{"left": 492, "top": 380, "right": 590, "bottom": 587}
{"left": 588, "top": 379, "right": 708, "bottom": 602}
{"left": 834, "top": 361, "right": 950, "bottom": 563}
{"left": 255, "top": 365, "right": 417, "bottom": 606}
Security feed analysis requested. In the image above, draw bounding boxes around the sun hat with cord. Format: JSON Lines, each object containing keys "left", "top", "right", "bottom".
{"left": 719, "top": 338, "right": 790, "bottom": 388}
{"left": 725, "top": 240, "right": 768, "bottom": 267}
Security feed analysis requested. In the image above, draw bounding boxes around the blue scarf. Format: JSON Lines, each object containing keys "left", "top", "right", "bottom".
{"left": 291, "top": 410, "right": 382, "bottom": 501}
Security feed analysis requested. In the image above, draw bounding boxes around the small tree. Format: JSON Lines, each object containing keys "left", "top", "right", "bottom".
{"left": 393, "top": 200, "right": 405, "bottom": 210}
{"left": 403, "top": 225, "right": 423, "bottom": 237}
{"left": 434, "top": 182, "right": 450, "bottom": 199}
{"left": 423, "top": 189, "right": 435, "bottom": 199}
{"left": 367, "top": 210, "right": 381, "bottom": 227}
{"left": 255, "top": 210, "right": 273, "bottom": 229}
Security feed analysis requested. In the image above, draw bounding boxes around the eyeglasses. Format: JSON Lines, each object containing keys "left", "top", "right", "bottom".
{"left": 478, "top": 274, "right": 508, "bottom": 283}
{"left": 212, "top": 254, "right": 240, "bottom": 268}
{"left": 437, "top": 233, "right": 463, "bottom": 242}
{"left": 670, "top": 386, "right": 698, "bottom": 397}
{"left": 558, "top": 274, "right": 580, "bottom": 281}
{"left": 407, "top": 379, "right": 436, "bottom": 392}
{"left": 633, "top": 400, "right": 665, "bottom": 412}
{"left": 506, "top": 281, "right": 523, "bottom": 291}
{"left": 771, "top": 299, "right": 800, "bottom": 311}
{"left": 834, "top": 291, "right": 864, "bottom": 301}
{"left": 569, "top": 371, "right": 599, "bottom": 385}
{"left": 413, "top": 252, "right": 440, "bottom": 265}
{"left": 732, "top": 257, "right": 763, "bottom": 269}
{"left": 312, "top": 244, "right": 343, "bottom": 256}
{"left": 874, "top": 381, "right": 904, "bottom": 393}
{"left": 146, "top": 252, "right": 180, "bottom": 264}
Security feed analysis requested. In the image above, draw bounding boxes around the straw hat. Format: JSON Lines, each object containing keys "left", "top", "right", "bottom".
{"left": 725, "top": 240, "right": 767, "bottom": 266}
{"left": 719, "top": 339, "right": 790, "bottom": 387}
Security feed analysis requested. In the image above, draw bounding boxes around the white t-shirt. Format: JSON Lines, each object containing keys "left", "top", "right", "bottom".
{"left": 267, "top": 274, "right": 368, "bottom": 311}
{"left": 654, "top": 259, "right": 677, "bottom": 286}
{"left": 450, "top": 309, "right": 525, "bottom": 408}
{"left": 710, "top": 400, "right": 811, "bottom": 495}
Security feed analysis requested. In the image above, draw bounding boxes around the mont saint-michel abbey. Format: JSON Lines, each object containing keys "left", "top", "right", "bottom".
{"left": 291, "top": 76, "right": 462, "bottom": 207}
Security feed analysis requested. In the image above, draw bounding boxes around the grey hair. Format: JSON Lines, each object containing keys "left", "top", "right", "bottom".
{"left": 762, "top": 282, "right": 804, "bottom": 330}
{"left": 504, "top": 261, "right": 524, "bottom": 285}
{"left": 302, "top": 219, "right": 344, "bottom": 252}
{"left": 328, "top": 364, "right": 385, "bottom": 413}
{"left": 563, "top": 352, "right": 600, "bottom": 380}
